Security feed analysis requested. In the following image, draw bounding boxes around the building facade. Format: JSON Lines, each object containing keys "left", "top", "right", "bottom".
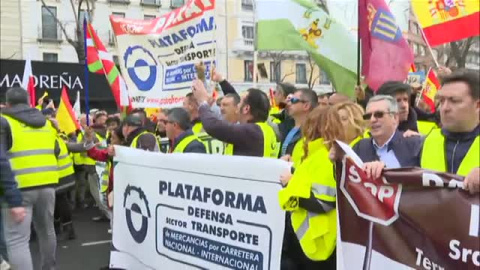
{"left": 0, "top": 0, "right": 332, "bottom": 94}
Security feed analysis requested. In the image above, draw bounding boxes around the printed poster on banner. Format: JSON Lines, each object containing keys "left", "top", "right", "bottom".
{"left": 335, "top": 142, "right": 480, "bottom": 270}
{"left": 110, "top": 146, "right": 288, "bottom": 269}
{"left": 110, "top": 0, "right": 216, "bottom": 108}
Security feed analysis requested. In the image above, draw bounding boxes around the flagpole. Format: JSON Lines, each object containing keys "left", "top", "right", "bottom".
{"left": 412, "top": 12, "right": 440, "bottom": 67}
{"left": 83, "top": 17, "right": 91, "bottom": 126}
{"left": 356, "top": 3, "right": 361, "bottom": 86}
{"left": 416, "top": 67, "right": 432, "bottom": 107}
{"left": 252, "top": 0, "right": 258, "bottom": 88}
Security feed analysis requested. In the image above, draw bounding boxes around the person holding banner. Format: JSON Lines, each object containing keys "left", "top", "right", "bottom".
{"left": 165, "top": 108, "right": 206, "bottom": 154}
{"left": 192, "top": 79, "right": 280, "bottom": 158}
{"left": 350, "top": 95, "right": 424, "bottom": 179}
{"left": 421, "top": 70, "right": 480, "bottom": 193}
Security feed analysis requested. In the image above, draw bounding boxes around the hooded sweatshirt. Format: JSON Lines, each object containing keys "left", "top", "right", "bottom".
{"left": 0, "top": 104, "right": 60, "bottom": 192}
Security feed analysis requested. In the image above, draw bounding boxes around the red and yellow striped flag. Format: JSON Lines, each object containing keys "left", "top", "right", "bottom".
{"left": 409, "top": 64, "right": 417, "bottom": 73}
{"left": 412, "top": 0, "right": 479, "bottom": 47}
{"left": 56, "top": 86, "right": 80, "bottom": 135}
{"left": 422, "top": 68, "right": 441, "bottom": 112}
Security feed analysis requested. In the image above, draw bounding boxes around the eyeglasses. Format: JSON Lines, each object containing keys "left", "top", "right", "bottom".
{"left": 288, "top": 97, "right": 307, "bottom": 104}
{"left": 362, "top": 111, "right": 392, "bottom": 120}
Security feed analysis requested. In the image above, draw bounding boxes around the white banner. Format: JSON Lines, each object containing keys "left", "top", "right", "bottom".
{"left": 110, "top": 0, "right": 216, "bottom": 108}
{"left": 111, "top": 146, "right": 287, "bottom": 269}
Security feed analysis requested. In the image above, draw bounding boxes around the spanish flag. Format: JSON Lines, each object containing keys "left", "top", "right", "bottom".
{"left": 422, "top": 68, "right": 441, "bottom": 113}
{"left": 412, "top": 0, "right": 480, "bottom": 47}
{"left": 409, "top": 64, "right": 417, "bottom": 73}
{"left": 56, "top": 86, "right": 80, "bottom": 135}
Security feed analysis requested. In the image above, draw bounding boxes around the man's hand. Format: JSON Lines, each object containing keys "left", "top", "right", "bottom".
{"left": 403, "top": 130, "right": 421, "bottom": 138}
{"left": 437, "top": 66, "right": 452, "bottom": 77}
{"left": 280, "top": 169, "right": 293, "bottom": 187}
{"left": 46, "top": 100, "right": 55, "bottom": 109}
{"left": 280, "top": 155, "right": 292, "bottom": 162}
{"left": 329, "top": 144, "right": 345, "bottom": 162}
{"left": 464, "top": 167, "right": 480, "bottom": 194}
{"left": 10, "top": 207, "right": 26, "bottom": 223}
{"left": 211, "top": 66, "right": 224, "bottom": 83}
{"left": 363, "top": 161, "right": 385, "bottom": 180}
{"left": 107, "top": 145, "right": 116, "bottom": 157}
{"left": 192, "top": 79, "right": 209, "bottom": 104}
{"left": 84, "top": 126, "right": 94, "bottom": 142}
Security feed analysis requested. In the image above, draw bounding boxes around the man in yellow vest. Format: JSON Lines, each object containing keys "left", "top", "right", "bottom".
{"left": 0, "top": 87, "right": 59, "bottom": 270}
{"left": 192, "top": 79, "right": 280, "bottom": 157}
{"left": 123, "top": 114, "right": 160, "bottom": 152}
{"left": 165, "top": 108, "right": 206, "bottom": 153}
{"left": 421, "top": 70, "right": 479, "bottom": 193}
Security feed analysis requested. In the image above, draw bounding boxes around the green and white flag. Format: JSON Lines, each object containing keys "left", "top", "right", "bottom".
{"left": 256, "top": 0, "right": 357, "bottom": 97}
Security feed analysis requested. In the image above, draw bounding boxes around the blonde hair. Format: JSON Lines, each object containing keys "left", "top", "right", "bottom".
{"left": 300, "top": 106, "right": 344, "bottom": 161}
{"left": 331, "top": 102, "right": 366, "bottom": 143}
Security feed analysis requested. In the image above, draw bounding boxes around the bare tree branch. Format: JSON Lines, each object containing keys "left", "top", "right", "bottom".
{"left": 40, "top": 0, "right": 74, "bottom": 45}
{"left": 281, "top": 72, "right": 294, "bottom": 82}
{"left": 70, "top": 0, "right": 79, "bottom": 25}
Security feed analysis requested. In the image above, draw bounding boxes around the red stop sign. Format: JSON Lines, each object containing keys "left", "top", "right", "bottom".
{"left": 340, "top": 158, "right": 402, "bottom": 226}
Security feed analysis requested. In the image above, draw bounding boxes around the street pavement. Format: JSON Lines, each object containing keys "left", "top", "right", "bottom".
{"left": 31, "top": 207, "right": 111, "bottom": 270}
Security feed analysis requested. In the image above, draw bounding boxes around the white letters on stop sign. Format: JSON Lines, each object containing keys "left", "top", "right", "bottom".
{"left": 348, "top": 165, "right": 361, "bottom": 183}
{"left": 348, "top": 166, "right": 395, "bottom": 202}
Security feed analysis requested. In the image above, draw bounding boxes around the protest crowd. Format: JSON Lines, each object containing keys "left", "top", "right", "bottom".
{"left": 1, "top": 0, "right": 480, "bottom": 269}
{"left": 0, "top": 64, "right": 479, "bottom": 269}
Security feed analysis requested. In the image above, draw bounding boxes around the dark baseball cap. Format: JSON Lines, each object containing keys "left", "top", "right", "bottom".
{"left": 376, "top": 81, "right": 412, "bottom": 96}
{"left": 123, "top": 115, "right": 143, "bottom": 127}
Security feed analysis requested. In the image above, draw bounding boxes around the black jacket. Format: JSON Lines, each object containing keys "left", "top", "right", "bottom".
{"left": 353, "top": 131, "right": 424, "bottom": 167}
{"left": 398, "top": 108, "right": 419, "bottom": 133}
{"left": 172, "top": 130, "right": 206, "bottom": 153}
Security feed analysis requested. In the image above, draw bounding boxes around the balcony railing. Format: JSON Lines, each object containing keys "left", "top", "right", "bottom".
{"left": 141, "top": 0, "right": 161, "bottom": 7}
{"left": 37, "top": 25, "right": 62, "bottom": 43}
{"left": 171, "top": 0, "right": 184, "bottom": 8}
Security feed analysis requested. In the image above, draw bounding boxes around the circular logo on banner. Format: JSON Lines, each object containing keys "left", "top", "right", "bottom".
{"left": 123, "top": 185, "right": 151, "bottom": 243}
{"left": 123, "top": 46, "right": 158, "bottom": 91}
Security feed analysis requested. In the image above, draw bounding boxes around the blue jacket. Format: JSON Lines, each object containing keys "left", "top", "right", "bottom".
{"left": 353, "top": 131, "right": 424, "bottom": 167}
{"left": 441, "top": 125, "right": 479, "bottom": 174}
{"left": 0, "top": 140, "right": 22, "bottom": 207}
{"left": 173, "top": 130, "right": 206, "bottom": 154}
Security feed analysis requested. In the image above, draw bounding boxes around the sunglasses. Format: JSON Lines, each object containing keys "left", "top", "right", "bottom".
{"left": 289, "top": 97, "right": 307, "bottom": 104}
{"left": 363, "top": 111, "right": 392, "bottom": 120}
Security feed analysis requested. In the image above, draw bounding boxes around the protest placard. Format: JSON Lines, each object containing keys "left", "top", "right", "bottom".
{"left": 110, "top": 146, "right": 288, "bottom": 269}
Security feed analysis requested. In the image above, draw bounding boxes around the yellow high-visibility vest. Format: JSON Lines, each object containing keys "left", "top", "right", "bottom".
{"left": 221, "top": 122, "right": 280, "bottom": 158}
{"left": 56, "top": 137, "right": 74, "bottom": 179}
{"left": 278, "top": 144, "right": 336, "bottom": 261}
{"left": 73, "top": 132, "right": 104, "bottom": 166}
{"left": 2, "top": 115, "right": 59, "bottom": 189}
{"left": 100, "top": 161, "right": 110, "bottom": 193}
{"left": 172, "top": 134, "right": 202, "bottom": 153}
{"left": 417, "top": 120, "right": 438, "bottom": 136}
{"left": 291, "top": 138, "right": 326, "bottom": 168}
{"left": 130, "top": 130, "right": 160, "bottom": 151}
{"left": 256, "top": 122, "right": 280, "bottom": 158}
{"left": 269, "top": 107, "right": 281, "bottom": 124}
{"left": 192, "top": 122, "right": 224, "bottom": 154}
{"left": 421, "top": 128, "right": 479, "bottom": 176}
